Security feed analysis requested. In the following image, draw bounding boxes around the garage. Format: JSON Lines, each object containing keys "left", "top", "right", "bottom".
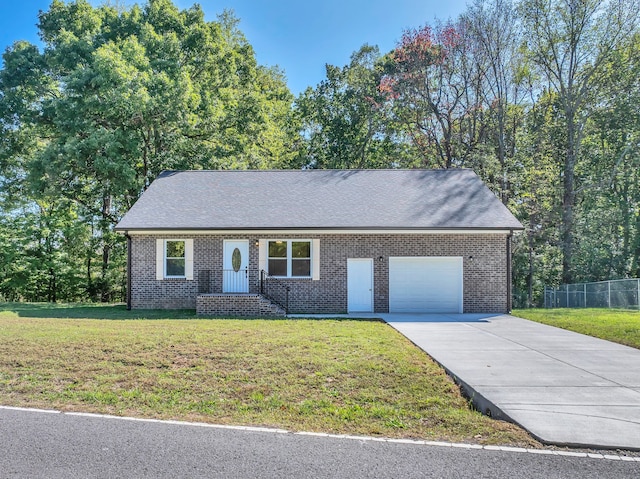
{"left": 389, "top": 257, "right": 463, "bottom": 313}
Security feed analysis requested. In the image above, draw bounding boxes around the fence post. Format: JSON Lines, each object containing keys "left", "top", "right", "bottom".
{"left": 608, "top": 281, "right": 611, "bottom": 308}
{"left": 566, "top": 286, "right": 569, "bottom": 308}
{"left": 584, "top": 283, "right": 587, "bottom": 308}
{"left": 637, "top": 279, "right": 639, "bottom": 310}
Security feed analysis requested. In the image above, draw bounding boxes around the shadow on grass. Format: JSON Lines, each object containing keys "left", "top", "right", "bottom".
{"left": 0, "top": 302, "right": 197, "bottom": 320}
{"left": 0, "top": 303, "right": 384, "bottom": 322}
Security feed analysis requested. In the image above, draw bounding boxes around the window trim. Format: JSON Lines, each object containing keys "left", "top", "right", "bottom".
{"left": 164, "top": 239, "right": 186, "bottom": 279}
{"left": 267, "top": 239, "right": 312, "bottom": 278}
{"left": 155, "top": 238, "right": 193, "bottom": 281}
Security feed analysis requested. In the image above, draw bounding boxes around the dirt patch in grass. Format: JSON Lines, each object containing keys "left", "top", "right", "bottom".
{"left": 0, "top": 306, "right": 537, "bottom": 447}
{"left": 513, "top": 308, "right": 640, "bottom": 349}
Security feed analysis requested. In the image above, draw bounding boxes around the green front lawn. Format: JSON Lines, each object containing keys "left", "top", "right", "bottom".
{"left": 513, "top": 308, "right": 640, "bottom": 349}
{"left": 0, "top": 303, "right": 536, "bottom": 447}
{"left": 0, "top": 302, "right": 197, "bottom": 319}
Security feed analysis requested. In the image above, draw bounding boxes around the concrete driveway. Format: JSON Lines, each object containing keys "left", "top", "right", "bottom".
{"left": 381, "top": 313, "right": 640, "bottom": 451}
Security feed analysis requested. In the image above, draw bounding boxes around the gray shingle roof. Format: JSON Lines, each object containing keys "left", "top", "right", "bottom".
{"left": 115, "top": 169, "right": 523, "bottom": 231}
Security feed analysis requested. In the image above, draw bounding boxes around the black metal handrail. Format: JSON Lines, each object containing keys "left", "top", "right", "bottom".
{"left": 197, "top": 269, "right": 289, "bottom": 314}
{"left": 260, "top": 270, "right": 290, "bottom": 314}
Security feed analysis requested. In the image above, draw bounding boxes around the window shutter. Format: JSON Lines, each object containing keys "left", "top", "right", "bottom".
{"left": 312, "top": 239, "right": 320, "bottom": 280}
{"left": 258, "top": 239, "right": 267, "bottom": 273}
{"left": 185, "top": 239, "right": 194, "bottom": 280}
{"left": 156, "top": 239, "right": 164, "bottom": 280}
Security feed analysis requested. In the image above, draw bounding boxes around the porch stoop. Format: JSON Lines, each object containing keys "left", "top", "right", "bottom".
{"left": 196, "top": 294, "right": 286, "bottom": 317}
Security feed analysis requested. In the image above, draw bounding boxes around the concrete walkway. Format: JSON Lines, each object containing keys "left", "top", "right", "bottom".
{"left": 379, "top": 313, "right": 640, "bottom": 451}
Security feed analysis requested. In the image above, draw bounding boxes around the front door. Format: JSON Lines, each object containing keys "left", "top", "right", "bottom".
{"left": 223, "top": 240, "right": 249, "bottom": 293}
{"left": 347, "top": 258, "right": 373, "bottom": 312}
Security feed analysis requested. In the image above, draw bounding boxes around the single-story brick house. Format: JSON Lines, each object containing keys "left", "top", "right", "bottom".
{"left": 115, "top": 169, "right": 523, "bottom": 316}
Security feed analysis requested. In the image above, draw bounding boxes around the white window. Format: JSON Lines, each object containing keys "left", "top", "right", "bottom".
{"left": 267, "top": 240, "right": 311, "bottom": 278}
{"left": 165, "top": 240, "right": 186, "bottom": 277}
{"left": 155, "top": 238, "right": 193, "bottom": 280}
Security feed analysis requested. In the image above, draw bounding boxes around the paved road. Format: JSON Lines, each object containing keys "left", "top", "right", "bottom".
{"left": 383, "top": 313, "right": 640, "bottom": 450}
{"left": 1, "top": 408, "right": 638, "bottom": 478}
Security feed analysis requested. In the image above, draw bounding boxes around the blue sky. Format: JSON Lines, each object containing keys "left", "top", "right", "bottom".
{"left": 0, "top": 0, "right": 469, "bottom": 95}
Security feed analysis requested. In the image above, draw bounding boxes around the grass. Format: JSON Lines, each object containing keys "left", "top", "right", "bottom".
{"left": 0, "top": 302, "right": 536, "bottom": 447}
{"left": 0, "top": 302, "right": 196, "bottom": 320}
{"left": 513, "top": 308, "right": 640, "bottom": 349}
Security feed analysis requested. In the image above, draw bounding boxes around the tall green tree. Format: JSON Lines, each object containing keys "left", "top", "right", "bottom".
{"left": 295, "top": 45, "right": 410, "bottom": 169}
{"left": 519, "top": 0, "right": 639, "bottom": 283}
{"left": 0, "top": 0, "right": 298, "bottom": 301}
{"left": 575, "top": 32, "right": 640, "bottom": 279}
{"left": 462, "top": 0, "right": 529, "bottom": 204}
{"left": 512, "top": 91, "right": 565, "bottom": 305}
{"left": 379, "top": 19, "right": 499, "bottom": 170}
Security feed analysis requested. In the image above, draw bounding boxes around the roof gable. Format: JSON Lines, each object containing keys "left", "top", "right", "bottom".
{"left": 115, "top": 169, "right": 523, "bottom": 231}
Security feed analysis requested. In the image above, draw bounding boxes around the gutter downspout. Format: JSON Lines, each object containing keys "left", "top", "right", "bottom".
{"left": 507, "top": 231, "right": 513, "bottom": 313}
{"left": 125, "top": 232, "right": 132, "bottom": 310}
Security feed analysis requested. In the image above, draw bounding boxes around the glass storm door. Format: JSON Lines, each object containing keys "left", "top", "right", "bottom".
{"left": 223, "top": 240, "right": 249, "bottom": 293}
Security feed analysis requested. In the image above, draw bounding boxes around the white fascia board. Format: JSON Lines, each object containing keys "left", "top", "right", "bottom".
{"left": 121, "top": 229, "right": 515, "bottom": 235}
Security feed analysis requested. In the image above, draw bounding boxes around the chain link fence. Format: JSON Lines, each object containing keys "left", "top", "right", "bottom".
{"left": 544, "top": 279, "right": 640, "bottom": 309}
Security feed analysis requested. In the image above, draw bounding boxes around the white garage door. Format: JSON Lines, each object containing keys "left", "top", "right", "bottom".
{"left": 389, "top": 257, "right": 463, "bottom": 313}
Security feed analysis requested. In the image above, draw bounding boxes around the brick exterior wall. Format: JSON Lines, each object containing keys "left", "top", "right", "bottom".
{"left": 130, "top": 233, "right": 510, "bottom": 313}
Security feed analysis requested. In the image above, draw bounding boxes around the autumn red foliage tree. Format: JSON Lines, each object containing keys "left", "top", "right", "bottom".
{"left": 380, "top": 22, "right": 484, "bottom": 168}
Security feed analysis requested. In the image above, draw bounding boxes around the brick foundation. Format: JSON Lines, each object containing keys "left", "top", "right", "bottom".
{"left": 196, "top": 294, "right": 285, "bottom": 317}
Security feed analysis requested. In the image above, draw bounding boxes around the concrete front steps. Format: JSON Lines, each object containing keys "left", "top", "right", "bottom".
{"left": 196, "top": 293, "right": 286, "bottom": 317}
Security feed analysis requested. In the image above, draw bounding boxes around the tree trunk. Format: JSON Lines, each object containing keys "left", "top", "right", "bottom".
{"left": 101, "top": 243, "right": 110, "bottom": 302}
{"left": 87, "top": 256, "right": 93, "bottom": 298}
{"left": 100, "top": 194, "right": 112, "bottom": 302}
{"left": 620, "top": 179, "right": 630, "bottom": 276}
{"left": 561, "top": 110, "right": 577, "bottom": 285}
{"left": 633, "top": 213, "right": 640, "bottom": 278}
{"left": 527, "top": 216, "right": 535, "bottom": 307}
{"left": 49, "top": 268, "right": 56, "bottom": 303}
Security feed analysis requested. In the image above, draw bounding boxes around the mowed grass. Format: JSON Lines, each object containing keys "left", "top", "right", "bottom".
{"left": 0, "top": 303, "right": 535, "bottom": 446}
{"left": 513, "top": 308, "right": 640, "bottom": 349}
{"left": 0, "top": 302, "right": 196, "bottom": 320}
